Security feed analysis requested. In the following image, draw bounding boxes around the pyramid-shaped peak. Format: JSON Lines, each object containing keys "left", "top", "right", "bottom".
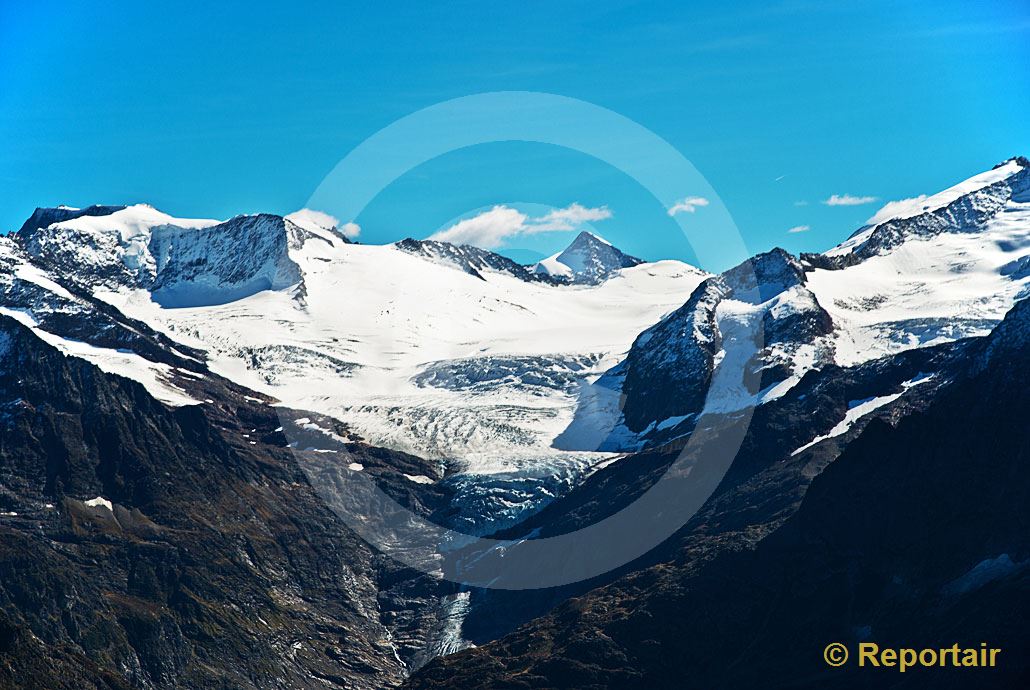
{"left": 564, "top": 230, "right": 613, "bottom": 249}
{"left": 533, "top": 231, "right": 643, "bottom": 284}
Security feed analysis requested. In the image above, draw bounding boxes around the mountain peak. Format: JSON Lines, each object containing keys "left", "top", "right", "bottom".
{"left": 567, "top": 230, "right": 612, "bottom": 248}
{"left": 822, "top": 156, "right": 1029, "bottom": 263}
{"left": 994, "top": 155, "right": 1029, "bottom": 170}
{"left": 14, "top": 206, "right": 302, "bottom": 306}
{"left": 17, "top": 204, "right": 127, "bottom": 236}
{"left": 533, "top": 231, "right": 643, "bottom": 284}
{"left": 722, "top": 246, "right": 807, "bottom": 300}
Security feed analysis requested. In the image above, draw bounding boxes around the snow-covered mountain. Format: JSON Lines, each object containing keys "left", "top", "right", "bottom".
{"left": 805, "top": 156, "right": 1030, "bottom": 365}
{"left": 8, "top": 206, "right": 706, "bottom": 471}
{"left": 532, "top": 231, "right": 644, "bottom": 283}
{"left": 15, "top": 204, "right": 353, "bottom": 306}
{"left": 3, "top": 158, "right": 1028, "bottom": 687}
{"left": 4, "top": 156, "right": 1028, "bottom": 502}
{"left": 17, "top": 203, "right": 220, "bottom": 291}
{"left": 0, "top": 230, "right": 206, "bottom": 406}
{"left": 562, "top": 156, "right": 1030, "bottom": 450}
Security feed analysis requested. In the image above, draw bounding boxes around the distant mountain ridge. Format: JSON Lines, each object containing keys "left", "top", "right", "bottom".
{"left": 558, "top": 156, "right": 1030, "bottom": 450}
{"left": 395, "top": 237, "right": 563, "bottom": 284}
{"left": 7, "top": 157, "right": 1029, "bottom": 457}
{"left": 1, "top": 156, "right": 1028, "bottom": 688}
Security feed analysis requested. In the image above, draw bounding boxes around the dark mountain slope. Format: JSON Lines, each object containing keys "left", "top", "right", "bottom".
{"left": 443, "top": 331, "right": 963, "bottom": 646}
{"left": 0, "top": 315, "right": 453, "bottom": 689}
{"left": 408, "top": 299, "right": 1030, "bottom": 689}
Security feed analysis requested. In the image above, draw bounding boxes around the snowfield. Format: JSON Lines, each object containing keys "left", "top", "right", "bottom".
{"left": 809, "top": 168, "right": 1030, "bottom": 366}
{"left": 101, "top": 234, "right": 708, "bottom": 472}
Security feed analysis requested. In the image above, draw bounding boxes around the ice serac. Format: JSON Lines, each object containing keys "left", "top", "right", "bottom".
{"left": 533, "top": 231, "right": 644, "bottom": 284}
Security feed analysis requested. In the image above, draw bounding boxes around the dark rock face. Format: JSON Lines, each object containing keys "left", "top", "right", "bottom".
{"left": 149, "top": 214, "right": 302, "bottom": 307}
{"left": 406, "top": 299, "right": 1030, "bottom": 689}
{"left": 17, "top": 204, "right": 128, "bottom": 236}
{"left": 720, "top": 246, "right": 805, "bottom": 300}
{"left": 16, "top": 205, "right": 153, "bottom": 289}
{"left": 15, "top": 208, "right": 321, "bottom": 306}
{"left": 0, "top": 316, "right": 455, "bottom": 689}
{"left": 616, "top": 248, "right": 832, "bottom": 435}
{"left": 618, "top": 279, "right": 727, "bottom": 431}
{"left": 799, "top": 249, "right": 861, "bottom": 271}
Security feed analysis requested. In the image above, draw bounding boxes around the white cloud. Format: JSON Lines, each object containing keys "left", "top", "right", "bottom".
{"left": 793, "top": 200, "right": 809, "bottom": 207}
{"left": 864, "top": 195, "right": 929, "bottom": 226}
{"left": 429, "top": 206, "right": 527, "bottom": 248}
{"left": 533, "top": 203, "right": 612, "bottom": 231}
{"left": 286, "top": 208, "right": 361, "bottom": 238}
{"left": 339, "top": 221, "right": 361, "bottom": 239}
{"left": 787, "top": 225, "right": 810, "bottom": 234}
{"left": 428, "top": 203, "right": 611, "bottom": 249}
{"left": 823, "top": 193, "right": 879, "bottom": 206}
{"left": 667, "top": 196, "right": 710, "bottom": 216}
{"left": 286, "top": 208, "right": 338, "bottom": 230}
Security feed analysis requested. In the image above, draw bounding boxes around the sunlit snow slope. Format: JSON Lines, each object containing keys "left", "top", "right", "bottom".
{"left": 807, "top": 157, "right": 1030, "bottom": 365}
{"left": 559, "top": 157, "right": 1030, "bottom": 452}
{"left": 99, "top": 229, "right": 706, "bottom": 471}
{"left": 11, "top": 157, "right": 1029, "bottom": 477}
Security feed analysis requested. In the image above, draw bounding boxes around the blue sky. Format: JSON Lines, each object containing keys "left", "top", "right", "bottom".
{"left": 1, "top": 0, "right": 1027, "bottom": 271}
